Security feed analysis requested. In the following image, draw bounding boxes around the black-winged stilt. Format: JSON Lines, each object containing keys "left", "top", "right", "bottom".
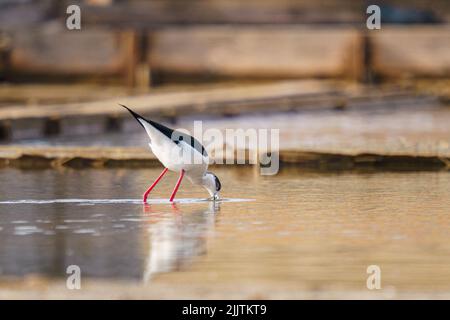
{"left": 121, "top": 105, "right": 221, "bottom": 203}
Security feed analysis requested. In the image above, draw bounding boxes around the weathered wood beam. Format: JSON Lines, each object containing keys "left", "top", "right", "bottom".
{"left": 77, "top": 0, "right": 364, "bottom": 27}
{"left": 370, "top": 26, "right": 450, "bottom": 78}
{"left": 0, "top": 81, "right": 339, "bottom": 121}
{"left": 148, "top": 27, "right": 362, "bottom": 79}
{"left": 5, "top": 25, "right": 137, "bottom": 84}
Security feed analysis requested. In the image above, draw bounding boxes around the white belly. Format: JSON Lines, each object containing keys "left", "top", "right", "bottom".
{"left": 139, "top": 118, "right": 208, "bottom": 179}
{"left": 151, "top": 139, "right": 208, "bottom": 179}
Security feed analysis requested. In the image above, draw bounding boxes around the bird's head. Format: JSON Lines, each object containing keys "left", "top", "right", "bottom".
{"left": 202, "top": 172, "right": 221, "bottom": 200}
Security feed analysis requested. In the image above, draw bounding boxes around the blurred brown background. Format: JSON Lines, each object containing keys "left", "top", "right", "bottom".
{"left": 1, "top": 2, "right": 450, "bottom": 299}
{"left": 0, "top": 0, "right": 448, "bottom": 161}
{"left": 0, "top": 0, "right": 449, "bottom": 88}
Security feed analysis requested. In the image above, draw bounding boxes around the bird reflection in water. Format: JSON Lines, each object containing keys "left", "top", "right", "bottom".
{"left": 143, "top": 201, "right": 220, "bottom": 283}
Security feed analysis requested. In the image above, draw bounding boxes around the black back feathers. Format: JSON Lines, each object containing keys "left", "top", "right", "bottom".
{"left": 120, "top": 104, "right": 207, "bottom": 157}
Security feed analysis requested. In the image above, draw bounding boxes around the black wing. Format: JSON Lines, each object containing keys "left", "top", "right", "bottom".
{"left": 121, "top": 104, "right": 207, "bottom": 157}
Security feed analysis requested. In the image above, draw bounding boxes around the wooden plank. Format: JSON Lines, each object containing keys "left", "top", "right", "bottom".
{"left": 0, "top": 81, "right": 340, "bottom": 121}
{"left": 371, "top": 26, "right": 450, "bottom": 78}
{"left": 69, "top": 0, "right": 450, "bottom": 27}
{"left": 79, "top": 0, "right": 364, "bottom": 27}
{"left": 148, "top": 27, "right": 362, "bottom": 78}
{"left": 7, "top": 25, "right": 135, "bottom": 80}
{"left": 0, "top": 84, "right": 143, "bottom": 107}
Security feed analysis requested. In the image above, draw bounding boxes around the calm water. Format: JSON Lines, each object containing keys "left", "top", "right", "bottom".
{"left": 0, "top": 167, "right": 450, "bottom": 293}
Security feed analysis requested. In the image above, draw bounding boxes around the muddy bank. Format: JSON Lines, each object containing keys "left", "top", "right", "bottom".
{"left": 0, "top": 146, "right": 448, "bottom": 171}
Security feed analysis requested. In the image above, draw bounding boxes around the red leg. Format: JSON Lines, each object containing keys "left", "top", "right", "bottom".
{"left": 143, "top": 168, "right": 168, "bottom": 203}
{"left": 169, "top": 169, "right": 185, "bottom": 202}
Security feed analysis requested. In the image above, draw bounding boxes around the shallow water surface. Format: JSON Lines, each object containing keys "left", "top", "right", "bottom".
{"left": 0, "top": 168, "right": 450, "bottom": 294}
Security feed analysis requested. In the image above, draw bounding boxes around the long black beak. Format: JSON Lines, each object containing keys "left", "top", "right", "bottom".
{"left": 119, "top": 104, "right": 145, "bottom": 128}
{"left": 119, "top": 104, "right": 176, "bottom": 142}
